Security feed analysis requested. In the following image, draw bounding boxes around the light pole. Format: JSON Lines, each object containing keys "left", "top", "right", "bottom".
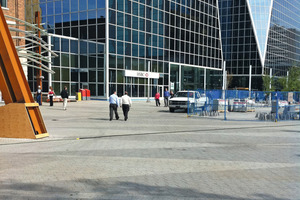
{"left": 147, "top": 61, "right": 150, "bottom": 102}
{"left": 222, "top": 61, "right": 226, "bottom": 99}
{"left": 286, "top": 71, "right": 289, "bottom": 89}
{"left": 249, "top": 65, "right": 252, "bottom": 98}
{"left": 269, "top": 68, "right": 272, "bottom": 105}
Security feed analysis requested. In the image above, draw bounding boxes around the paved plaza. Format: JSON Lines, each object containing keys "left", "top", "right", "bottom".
{"left": 0, "top": 100, "right": 300, "bottom": 199}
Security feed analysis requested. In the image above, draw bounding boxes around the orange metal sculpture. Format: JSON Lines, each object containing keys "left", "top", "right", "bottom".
{"left": 0, "top": 6, "right": 48, "bottom": 139}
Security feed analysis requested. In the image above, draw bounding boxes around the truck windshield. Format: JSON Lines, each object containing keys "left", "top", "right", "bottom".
{"left": 176, "top": 92, "right": 194, "bottom": 97}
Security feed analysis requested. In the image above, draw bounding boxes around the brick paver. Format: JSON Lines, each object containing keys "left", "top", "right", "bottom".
{"left": 0, "top": 101, "right": 299, "bottom": 199}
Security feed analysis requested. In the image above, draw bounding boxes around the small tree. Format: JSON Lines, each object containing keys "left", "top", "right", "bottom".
{"left": 276, "top": 66, "right": 300, "bottom": 91}
{"left": 286, "top": 66, "right": 300, "bottom": 91}
{"left": 262, "top": 75, "right": 275, "bottom": 92}
{"left": 262, "top": 73, "right": 275, "bottom": 104}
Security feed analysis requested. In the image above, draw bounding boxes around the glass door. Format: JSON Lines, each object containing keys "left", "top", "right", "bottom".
{"left": 170, "top": 64, "right": 180, "bottom": 93}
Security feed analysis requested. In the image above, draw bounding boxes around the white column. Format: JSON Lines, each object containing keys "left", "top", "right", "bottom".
{"left": 249, "top": 65, "right": 252, "bottom": 98}
{"left": 147, "top": 61, "right": 150, "bottom": 102}
{"left": 179, "top": 64, "right": 182, "bottom": 91}
{"left": 269, "top": 68, "right": 272, "bottom": 90}
{"left": 105, "top": 0, "right": 109, "bottom": 98}
{"left": 269, "top": 68, "right": 272, "bottom": 105}
{"left": 204, "top": 68, "right": 206, "bottom": 91}
{"left": 286, "top": 71, "right": 289, "bottom": 88}
{"left": 48, "top": 35, "right": 52, "bottom": 87}
{"left": 222, "top": 61, "right": 226, "bottom": 99}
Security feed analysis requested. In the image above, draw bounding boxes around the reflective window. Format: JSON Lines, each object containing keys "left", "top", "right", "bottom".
{"left": 79, "top": 0, "right": 87, "bottom": 11}
{"left": 97, "top": 0, "right": 105, "bottom": 8}
{"left": 0, "top": 0, "right": 7, "bottom": 7}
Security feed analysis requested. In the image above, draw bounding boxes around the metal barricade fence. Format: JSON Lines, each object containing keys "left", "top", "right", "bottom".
{"left": 187, "top": 89, "right": 300, "bottom": 122}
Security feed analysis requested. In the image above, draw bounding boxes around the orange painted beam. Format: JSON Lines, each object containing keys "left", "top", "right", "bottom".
{"left": 0, "top": 6, "right": 48, "bottom": 138}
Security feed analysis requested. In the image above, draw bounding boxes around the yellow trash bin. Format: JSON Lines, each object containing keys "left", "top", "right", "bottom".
{"left": 76, "top": 92, "right": 81, "bottom": 101}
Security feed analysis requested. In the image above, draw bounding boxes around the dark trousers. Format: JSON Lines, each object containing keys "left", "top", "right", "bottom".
{"left": 164, "top": 97, "right": 169, "bottom": 107}
{"left": 109, "top": 104, "right": 119, "bottom": 120}
{"left": 36, "top": 95, "right": 41, "bottom": 106}
{"left": 122, "top": 104, "right": 130, "bottom": 120}
{"left": 50, "top": 96, "right": 53, "bottom": 106}
{"left": 155, "top": 99, "right": 160, "bottom": 106}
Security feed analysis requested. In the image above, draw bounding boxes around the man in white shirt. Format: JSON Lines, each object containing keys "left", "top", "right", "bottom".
{"left": 109, "top": 91, "right": 119, "bottom": 121}
{"left": 120, "top": 91, "right": 132, "bottom": 121}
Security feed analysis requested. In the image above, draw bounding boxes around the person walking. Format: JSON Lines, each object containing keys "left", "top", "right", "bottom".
{"left": 155, "top": 92, "right": 160, "bottom": 106}
{"left": 48, "top": 86, "right": 55, "bottom": 106}
{"left": 36, "top": 85, "right": 42, "bottom": 106}
{"left": 120, "top": 91, "right": 132, "bottom": 121}
{"left": 60, "top": 86, "right": 69, "bottom": 110}
{"left": 170, "top": 90, "right": 174, "bottom": 98}
{"left": 109, "top": 91, "right": 119, "bottom": 121}
{"left": 164, "top": 88, "right": 170, "bottom": 107}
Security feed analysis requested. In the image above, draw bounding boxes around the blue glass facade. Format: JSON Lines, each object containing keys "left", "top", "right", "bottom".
{"left": 219, "top": 0, "right": 262, "bottom": 88}
{"left": 219, "top": 0, "right": 300, "bottom": 89}
{"left": 265, "top": 0, "right": 300, "bottom": 76}
{"left": 26, "top": 34, "right": 105, "bottom": 96}
{"left": 107, "top": 0, "right": 223, "bottom": 96}
{"left": 27, "top": 0, "right": 224, "bottom": 98}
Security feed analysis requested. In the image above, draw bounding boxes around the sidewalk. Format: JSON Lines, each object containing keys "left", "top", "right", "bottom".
{"left": 0, "top": 101, "right": 299, "bottom": 199}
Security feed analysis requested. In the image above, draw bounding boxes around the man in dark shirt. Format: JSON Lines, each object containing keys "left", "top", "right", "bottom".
{"left": 60, "top": 86, "right": 69, "bottom": 110}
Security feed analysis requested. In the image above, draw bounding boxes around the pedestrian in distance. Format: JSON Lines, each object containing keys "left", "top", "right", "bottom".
{"left": 48, "top": 86, "right": 55, "bottom": 106}
{"left": 155, "top": 91, "right": 160, "bottom": 106}
{"left": 120, "top": 91, "right": 132, "bottom": 121}
{"left": 36, "top": 85, "right": 42, "bottom": 106}
{"left": 109, "top": 91, "right": 119, "bottom": 121}
{"left": 164, "top": 88, "right": 170, "bottom": 107}
{"left": 170, "top": 90, "right": 174, "bottom": 98}
{"left": 60, "top": 86, "right": 69, "bottom": 110}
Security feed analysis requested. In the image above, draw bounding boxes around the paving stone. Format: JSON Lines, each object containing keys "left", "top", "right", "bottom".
{"left": 0, "top": 101, "right": 299, "bottom": 199}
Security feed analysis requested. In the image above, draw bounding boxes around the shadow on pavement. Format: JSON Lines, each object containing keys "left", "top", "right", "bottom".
{"left": 88, "top": 118, "right": 111, "bottom": 121}
{"left": 0, "top": 180, "right": 290, "bottom": 200}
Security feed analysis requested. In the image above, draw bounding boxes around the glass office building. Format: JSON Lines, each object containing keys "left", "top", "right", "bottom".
{"left": 219, "top": 0, "right": 300, "bottom": 89}
{"left": 27, "top": 0, "right": 223, "bottom": 98}
{"left": 28, "top": 34, "right": 105, "bottom": 97}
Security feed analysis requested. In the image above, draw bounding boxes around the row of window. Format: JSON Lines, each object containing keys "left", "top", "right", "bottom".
{"left": 43, "top": 12, "right": 106, "bottom": 26}
{"left": 110, "top": 15, "right": 219, "bottom": 38}
{"left": 50, "top": 26, "right": 105, "bottom": 40}
{"left": 109, "top": 28, "right": 221, "bottom": 49}
{"left": 41, "top": 10, "right": 106, "bottom": 27}
{"left": 109, "top": 24, "right": 220, "bottom": 41}
{"left": 110, "top": 0, "right": 217, "bottom": 16}
{"left": 109, "top": 56, "right": 169, "bottom": 73}
{"left": 52, "top": 54, "right": 104, "bottom": 69}
{"left": 109, "top": 47, "right": 222, "bottom": 67}
{"left": 109, "top": 9, "right": 219, "bottom": 29}
{"left": 48, "top": 82, "right": 104, "bottom": 96}
{"left": 51, "top": 67, "right": 104, "bottom": 83}
{"left": 109, "top": 84, "right": 166, "bottom": 98}
{"left": 51, "top": 37, "right": 105, "bottom": 54}
{"left": 109, "top": 40, "right": 222, "bottom": 59}
{"left": 38, "top": 0, "right": 105, "bottom": 15}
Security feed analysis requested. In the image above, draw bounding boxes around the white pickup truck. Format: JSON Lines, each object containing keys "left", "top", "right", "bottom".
{"left": 169, "top": 91, "right": 207, "bottom": 112}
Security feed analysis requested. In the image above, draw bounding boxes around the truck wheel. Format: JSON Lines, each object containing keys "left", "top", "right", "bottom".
{"left": 169, "top": 108, "right": 175, "bottom": 112}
